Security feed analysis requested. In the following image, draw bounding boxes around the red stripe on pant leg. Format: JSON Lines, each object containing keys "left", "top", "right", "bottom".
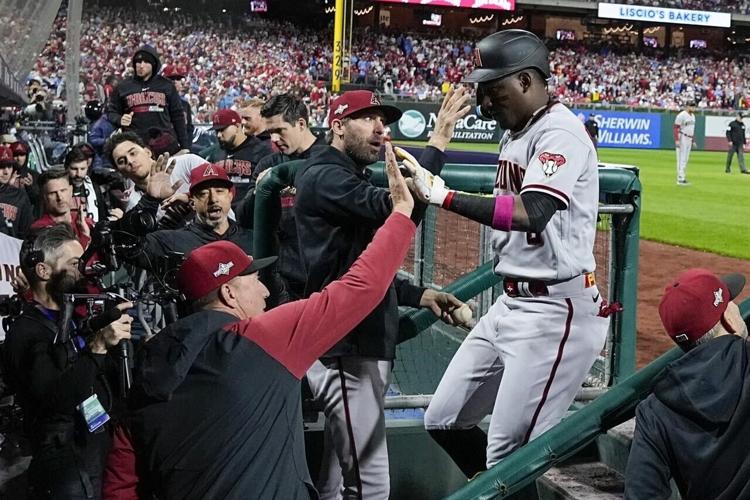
{"left": 337, "top": 358, "right": 363, "bottom": 500}
{"left": 522, "top": 298, "right": 574, "bottom": 445}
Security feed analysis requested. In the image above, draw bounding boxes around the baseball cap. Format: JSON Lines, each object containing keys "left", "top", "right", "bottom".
{"left": 10, "top": 142, "right": 28, "bottom": 156}
{"left": 177, "top": 241, "right": 277, "bottom": 301}
{"left": 0, "top": 145, "right": 14, "bottom": 165}
{"left": 212, "top": 109, "right": 242, "bottom": 131}
{"left": 659, "top": 268, "right": 746, "bottom": 350}
{"left": 327, "top": 90, "right": 401, "bottom": 126}
{"left": 189, "top": 163, "right": 234, "bottom": 194}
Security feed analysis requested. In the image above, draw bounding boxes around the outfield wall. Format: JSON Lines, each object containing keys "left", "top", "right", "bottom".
{"left": 385, "top": 100, "right": 745, "bottom": 152}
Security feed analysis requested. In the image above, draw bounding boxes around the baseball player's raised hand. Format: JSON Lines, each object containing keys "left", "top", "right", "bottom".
{"left": 395, "top": 146, "right": 450, "bottom": 206}
{"left": 385, "top": 142, "right": 413, "bottom": 217}
{"left": 428, "top": 86, "right": 472, "bottom": 151}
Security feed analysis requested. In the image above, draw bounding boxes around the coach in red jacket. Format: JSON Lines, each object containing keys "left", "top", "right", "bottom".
{"left": 102, "top": 144, "right": 415, "bottom": 500}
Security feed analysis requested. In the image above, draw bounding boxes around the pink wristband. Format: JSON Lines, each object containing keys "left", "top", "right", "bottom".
{"left": 492, "top": 195, "right": 514, "bottom": 231}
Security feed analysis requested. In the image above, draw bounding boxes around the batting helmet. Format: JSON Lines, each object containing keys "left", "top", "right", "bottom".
{"left": 464, "top": 29, "right": 550, "bottom": 84}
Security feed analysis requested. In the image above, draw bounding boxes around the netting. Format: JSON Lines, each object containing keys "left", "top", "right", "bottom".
{"left": 0, "top": 0, "right": 63, "bottom": 81}
{"left": 391, "top": 207, "right": 615, "bottom": 397}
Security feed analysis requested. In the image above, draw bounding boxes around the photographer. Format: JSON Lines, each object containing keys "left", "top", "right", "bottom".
{"left": 3, "top": 224, "right": 132, "bottom": 499}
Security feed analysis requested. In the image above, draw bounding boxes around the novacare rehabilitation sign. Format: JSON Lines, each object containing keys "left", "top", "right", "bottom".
{"left": 598, "top": 3, "right": 731, "bottom": 28}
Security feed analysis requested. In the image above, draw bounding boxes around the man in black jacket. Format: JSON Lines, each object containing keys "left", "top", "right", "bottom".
{"left": 107, "top": 45, "right": 190, "bottom": 152}
{"left": 212, "top": 109, "right": 274, "bottom": 207}
{"left": 4, "top": 223, "right": 133, "bottom": 499}
{"left": 295, "top": 88, "right": 471, "bottom": 499}
{"left": 234, "top": 93, "right": 327, "bottom": 300}
{"left": 725, "top": 112, "right": 750, "bottom": 174}
{"left": 65, "top": 145, "right": 109, "bottom": 223}
{"left": 124, "top": 162, "right": 252, "bottom": 272}
{"left": 624, "top": 268, "right": 749, "bottom": 500}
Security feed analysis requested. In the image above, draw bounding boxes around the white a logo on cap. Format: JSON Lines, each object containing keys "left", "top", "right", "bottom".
{"left": 370, "top": 94, "right": 381, "bottom": 106}
{"left": 213, "top": 261, "right": 234, "bottom": 277}
{"left": 203, "top": 164, "right": 217, "bottom": 177}
{"left": 335, "top": 104, "right": 349, "bottom": 115}
{"left": 713, "top": 287, "right": 724, "bottom": 307}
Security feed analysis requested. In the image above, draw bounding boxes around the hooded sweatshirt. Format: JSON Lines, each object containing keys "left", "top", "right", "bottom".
{"left": 107, "top": 46, "right": 190, "bottom": 150}
{"left": 0, "top": 183, "right": 32, "bottom": 238}
{"left": 624, "top": 335, "right": 750, "bottom": 500}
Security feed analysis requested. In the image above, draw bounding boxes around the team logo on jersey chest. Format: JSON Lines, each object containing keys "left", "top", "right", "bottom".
{"left": 538, "top": 152, "right": 566, "bottom": 177}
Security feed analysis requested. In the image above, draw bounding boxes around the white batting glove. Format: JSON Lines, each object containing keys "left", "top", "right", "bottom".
{"left": 394, "top": 146, "right": 450, "bottom": 206}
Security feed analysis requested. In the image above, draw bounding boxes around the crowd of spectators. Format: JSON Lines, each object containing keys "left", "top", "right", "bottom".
{"left": 23, "top": 5, "right": 750, "bottom": 119}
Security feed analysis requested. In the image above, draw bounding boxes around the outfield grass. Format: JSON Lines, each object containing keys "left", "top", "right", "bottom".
{"left": 396, "top": 141, "right": 750, "bottom": 259}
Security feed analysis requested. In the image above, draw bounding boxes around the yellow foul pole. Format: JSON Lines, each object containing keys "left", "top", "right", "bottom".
{"left": 332, "top": 0, "right": 345, "bottom": 92}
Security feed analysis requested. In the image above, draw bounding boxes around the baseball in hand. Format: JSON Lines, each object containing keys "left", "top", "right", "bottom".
{"left": 451, "top": 304, "right": 473, "bottom": 326}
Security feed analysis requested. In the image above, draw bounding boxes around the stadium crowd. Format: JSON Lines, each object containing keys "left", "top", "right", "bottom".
{"left": 21, "top": 5, "right": 750, "bottom": 120}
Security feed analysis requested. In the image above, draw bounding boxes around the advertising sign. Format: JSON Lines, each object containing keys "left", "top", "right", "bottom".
{"left": 391, "top": 102, "right": 502, "bottom": 143}
{"left": 704, "top": 115, "right": 748, "bottom": 152}
{"left": 377, "top": 0, "right": 515, "bottom": 11}
{"left": 573, "top": 110, "right": 662, "bottom": 149}
{"left": 598, "top": 3, "right": 731, "bottom": 28}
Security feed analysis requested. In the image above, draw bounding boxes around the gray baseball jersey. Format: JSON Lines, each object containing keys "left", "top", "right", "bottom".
{"left": 491, "top": 103, "right": 599, "bottom": 281}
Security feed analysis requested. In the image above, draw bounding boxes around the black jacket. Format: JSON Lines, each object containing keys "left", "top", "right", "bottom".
{"left": 122, "top": 310, "right": 316, "bottom": 500}
{"left": 624, "top": 336, "right": 750, "bottom": 500}
{"left": 3, "top": 303, "right": 115, "bottom": 478}
{"left": 236, "top": 135, "right": 328, "bottom": 298}
{"left": 107, "top": 46, "right": 190, "bottom": 150}
{"left": 0, "top": 183, "right": 33, "bottom": 238}
{"left": 129, "top": 219, "right": 252, "bottom": 271}
{"left": 726, "top": 119, "right": 746, "bottom": 146}
{"left": 294, "top": 145, "right": 444, "bottom": 359}
{"left": 215, "top": 135, "right": 274, "bottom": 205}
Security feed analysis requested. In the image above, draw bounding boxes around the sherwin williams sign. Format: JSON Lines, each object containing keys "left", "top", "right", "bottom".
{"left": 573, "top": 110, "right": 662, "bottom": 149}
{"left": 391, "top": 102, "right": 502, "bottom": 143}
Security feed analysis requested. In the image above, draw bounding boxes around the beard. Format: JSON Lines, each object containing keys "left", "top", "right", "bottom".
{"left": 344, "top": 135, "right": 380, "bottom": 167}
{"left": 46, "top": 269, "right": 82, "bottom": 307}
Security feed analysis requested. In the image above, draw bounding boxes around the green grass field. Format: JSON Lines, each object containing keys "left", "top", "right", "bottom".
{"left": 397, "top": 141, "right": 750, "bottom": 260}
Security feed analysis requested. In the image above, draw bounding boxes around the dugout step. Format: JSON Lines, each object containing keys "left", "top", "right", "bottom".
{"left": 535, "top": 462, "right": 624, "bottom": 500}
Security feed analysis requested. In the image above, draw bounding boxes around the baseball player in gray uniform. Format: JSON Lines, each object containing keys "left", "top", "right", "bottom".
{"left": 673, "top": 102, "right": 696, "bottom": 185}
{"left": 402, "top": 30, "right": 611, "bottom": 478}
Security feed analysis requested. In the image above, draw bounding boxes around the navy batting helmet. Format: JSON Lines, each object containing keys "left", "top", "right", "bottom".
{"left": 464, "top": 29, "right": 550, "bottom": 84}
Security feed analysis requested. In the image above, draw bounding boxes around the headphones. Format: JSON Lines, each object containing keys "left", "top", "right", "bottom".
{"left": 20, "top": 237, "right": 45, "bottom": 276}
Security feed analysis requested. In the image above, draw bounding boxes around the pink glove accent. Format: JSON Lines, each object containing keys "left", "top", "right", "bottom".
{"left": 492, "top": 195, "right": 514, "bottom": 231}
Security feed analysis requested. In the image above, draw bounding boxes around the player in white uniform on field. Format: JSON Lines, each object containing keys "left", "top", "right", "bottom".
{"left": 674, "top": 102, "right": 696, "bottom": 185}
{"left": 404, "top": 30, "right": 611, "bottom": 477}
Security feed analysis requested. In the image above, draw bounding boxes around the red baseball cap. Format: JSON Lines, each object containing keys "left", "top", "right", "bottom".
{"left": 189, "top": 163, "right": 234, "bottom": 193}
{"left": 659, "top": 268, "right": 745, "bottom": 350}
{"left": 327, "top": 90, "right": 401, "bottom": 126}
{"left": 10, "top": 142, "right": 28, "bottom": 156}
{"left": 0, "top": 145, "right": 14, "bottom": 165}
{"left": 212, "top": 109, "right": 242, "bottom": 131}
{"left": 177, "top": 241, "right": 277, "bottom": 302}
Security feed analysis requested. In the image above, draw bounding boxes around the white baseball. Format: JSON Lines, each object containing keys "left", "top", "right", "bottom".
{"left": 451, "top": 304, "right": 473, "bottom": 326}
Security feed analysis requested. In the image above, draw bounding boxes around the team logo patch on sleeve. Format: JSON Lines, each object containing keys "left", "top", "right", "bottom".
{"left": 538, "top": 152, "right": 567, "bottom": 177}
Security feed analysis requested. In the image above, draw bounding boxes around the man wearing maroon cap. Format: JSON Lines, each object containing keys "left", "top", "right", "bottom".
{"left": 103, "top": 147, "right": 416, "bottom": 500}
{"left": 295, "top": 88, "right": 471, "bottom": 499}
{"left": 124, "top": 161, "right": 253, "bottom": 272}
{"left": 625, "top": 268, "right": 750, "bottom": 500}
{"left": 212, "top": 108, "right": 274, "bottom": 207}
{"left": 0, "top": 144, "right": 32, "bottom": 238}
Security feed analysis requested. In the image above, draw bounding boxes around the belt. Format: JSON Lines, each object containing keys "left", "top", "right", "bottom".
{"left": 503, "top": 272, "right": 596, "bottom": 298}
{"left": 680, "top": 131, "right": 694, "bottom": 139}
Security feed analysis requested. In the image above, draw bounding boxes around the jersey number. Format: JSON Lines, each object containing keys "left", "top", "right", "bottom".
{"left": 526, "top": 232, "right": 544, "bottom": 246}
